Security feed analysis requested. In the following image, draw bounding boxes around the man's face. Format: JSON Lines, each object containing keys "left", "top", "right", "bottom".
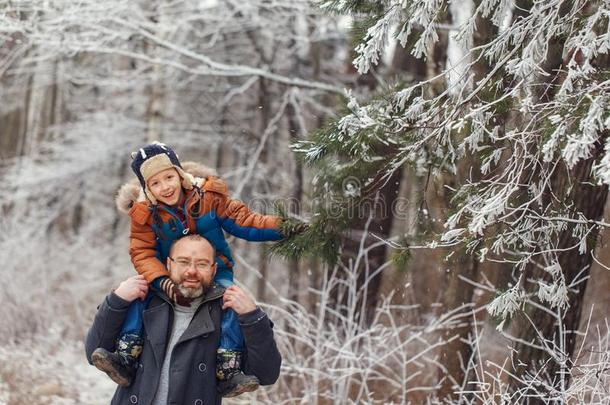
{"left": 167, "top": 238, "right": 217, "bottom": 298}
{"left": 147, "top": 168, "right": 184, "bottom": 206}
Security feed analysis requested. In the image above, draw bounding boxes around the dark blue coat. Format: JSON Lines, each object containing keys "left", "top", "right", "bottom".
{"left": 85, "top": 287, "right": 281, "bottom": 404}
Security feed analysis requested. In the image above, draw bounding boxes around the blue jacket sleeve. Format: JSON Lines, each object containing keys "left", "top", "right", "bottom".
{"left": 215, "top": 196, "right": 283, "bottom": 242}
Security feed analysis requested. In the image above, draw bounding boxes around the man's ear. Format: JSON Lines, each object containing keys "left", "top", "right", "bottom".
{"left": 167, "top": 257, "right": 172, "bottom": 269}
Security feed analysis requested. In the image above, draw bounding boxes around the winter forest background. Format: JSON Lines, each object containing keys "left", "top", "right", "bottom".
{"left": 1, "top": 0, "right": 610, "bottom": 404}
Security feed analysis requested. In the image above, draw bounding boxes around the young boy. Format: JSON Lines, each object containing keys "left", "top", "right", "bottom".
{"left": 92, "top": 142, "right": 303, "bottom": 397}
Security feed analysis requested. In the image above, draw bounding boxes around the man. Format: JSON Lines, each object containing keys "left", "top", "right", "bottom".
{"left": 85, "top": 235, "right": 281, "bottom": 404}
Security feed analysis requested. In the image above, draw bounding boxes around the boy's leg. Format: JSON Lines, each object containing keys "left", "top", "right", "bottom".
{"left": 91, "top": 295, "right": 150, "bottom": 386}
{"left": 215, "top": 277, "right": 259, "bottom": 397}
{"left": 216, "top": 309, "right": 260, "bottom": 397}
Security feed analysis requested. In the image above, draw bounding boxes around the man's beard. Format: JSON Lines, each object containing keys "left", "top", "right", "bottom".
{"left": 177, "top": 280, "right": 212, "bottom": 299}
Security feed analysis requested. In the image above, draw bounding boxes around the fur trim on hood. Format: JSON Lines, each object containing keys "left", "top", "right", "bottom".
{"left": 115, "top": 161, "right": 217, "bottom": 214}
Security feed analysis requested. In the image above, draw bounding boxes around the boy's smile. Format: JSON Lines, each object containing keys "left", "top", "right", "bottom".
{"left": 147, "top": 168, "right": 184, "bottom": 206}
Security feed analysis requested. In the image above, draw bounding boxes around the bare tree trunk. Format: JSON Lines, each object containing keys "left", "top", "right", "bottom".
{"left": 144, "top": 5, "right": 166, "bottom": 142}
{"left": 338, "top": 167, "right": 403, "bottom": 325}
{"left": 511, "top": 142, "right": 608, "bottom": 399}
{"left": 507, "top": 1, "right": 607, "bottom": 398}
{"left": 145, "top": 71, "right": 164, "bottom": 142}
{"left": 0, "top": 47, "right": 63, "bottom": 161}
{"left": 0, "top": 82, "right": 28, "bottom": 160}
{"left": 287, "top": 102, "right": 303, "bottom": 303}
{"left": 285, "top": 17, "right": 307, "bottom": 304}
{"left": 435, "top": 177, "right": 480, "bottom": 399}
{"left": 330, "top": 20, "right": 428, "bottom": 326}
{"left": 0, "top": 21, "right": 28, "bottom": 160}
{"left": 438, "top": 253, "right": 479, "bottom": 396}
{"left": 417, "top": 5, "right": 484, "bottom": 398}
{"left": 575, "top": 198, "right": 610, "bottom": 363}
{"left": 256, "top": 248, "right": 268, "bottom": 302}
{"left": 255, "top": 77, "right": 272, "bottom": 300}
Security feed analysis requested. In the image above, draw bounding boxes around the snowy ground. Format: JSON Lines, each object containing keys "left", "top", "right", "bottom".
{"left": 0, "top": 336, "right": 274, "bottom": 405}
{"left": 0, "top": 337, "right": 115, "bottom": 405}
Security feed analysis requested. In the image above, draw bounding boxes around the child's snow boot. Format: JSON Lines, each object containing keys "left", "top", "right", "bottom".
{"left": 216, "top": 349, "right": 259, "bottom": 397}
{"left": 91, "top": 333, "right": 143, "bottom": 386}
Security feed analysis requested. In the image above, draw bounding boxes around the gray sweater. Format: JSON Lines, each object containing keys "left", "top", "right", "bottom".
{"left": 152, "top": 297, "right": 203, "bottom": 405}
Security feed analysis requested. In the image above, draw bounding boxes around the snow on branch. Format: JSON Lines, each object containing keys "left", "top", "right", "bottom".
{"left": 298, "top": 0, "right": 610, "bottom": 324}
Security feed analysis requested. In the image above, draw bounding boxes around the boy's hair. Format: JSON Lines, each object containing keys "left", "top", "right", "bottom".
{"left": 130, "top": 141, "right": 194, "bottom": 204}
{"left": 169, "top": 234, "right": 217, "bottom": 259}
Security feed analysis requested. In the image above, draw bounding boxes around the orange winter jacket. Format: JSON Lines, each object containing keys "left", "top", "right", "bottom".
{"left": 125, "top": 176, "right": 282, "bottom": 283}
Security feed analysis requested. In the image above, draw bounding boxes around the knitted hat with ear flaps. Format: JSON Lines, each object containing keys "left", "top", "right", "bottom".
{"left": 130, "top": 142, "right": 194, "bottom": 205}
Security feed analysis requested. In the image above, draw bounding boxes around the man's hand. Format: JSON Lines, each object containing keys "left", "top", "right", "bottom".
{"left": 114, "top": 275, "right": 149, "bottom": 302}
{"left": 222, "top": 285, "right": 256, "bottom": 315}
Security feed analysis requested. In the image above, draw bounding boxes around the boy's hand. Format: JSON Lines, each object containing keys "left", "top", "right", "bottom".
{"left": 280, "top": 219, "right": 309, "bottom": 238}
{"left": 222, "top": 285, "right": 256, "bottom": 315}
{"left": 114, "top": 275, "right": 148, "bottom": 302}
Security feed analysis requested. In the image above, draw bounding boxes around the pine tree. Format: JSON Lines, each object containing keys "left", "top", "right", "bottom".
{"left": 284, "top": 0, "right": 610, "bottom": 399}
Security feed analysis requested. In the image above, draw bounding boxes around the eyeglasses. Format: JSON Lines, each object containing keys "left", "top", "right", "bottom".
{"left": 169, "top": 257, "right": 214, "bottom": 271}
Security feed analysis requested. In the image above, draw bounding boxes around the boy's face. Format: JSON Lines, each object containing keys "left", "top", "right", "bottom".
{"left": 147, "top": 168, "right": 184, "bottom": 206}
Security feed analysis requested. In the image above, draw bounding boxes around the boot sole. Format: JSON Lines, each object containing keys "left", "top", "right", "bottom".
{"left": 91, "top": 350, "right": 132, "bottom": 387}
{"left": 222, "top": 379, "right": 259, "bottom": 398}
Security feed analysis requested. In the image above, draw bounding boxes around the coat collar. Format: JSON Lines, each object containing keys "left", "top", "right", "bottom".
{"left": 143, "top": 284, "right": 225, "bottom": 369}
{"left": 200, "top": 284, "right": 225, "bottom": 303}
